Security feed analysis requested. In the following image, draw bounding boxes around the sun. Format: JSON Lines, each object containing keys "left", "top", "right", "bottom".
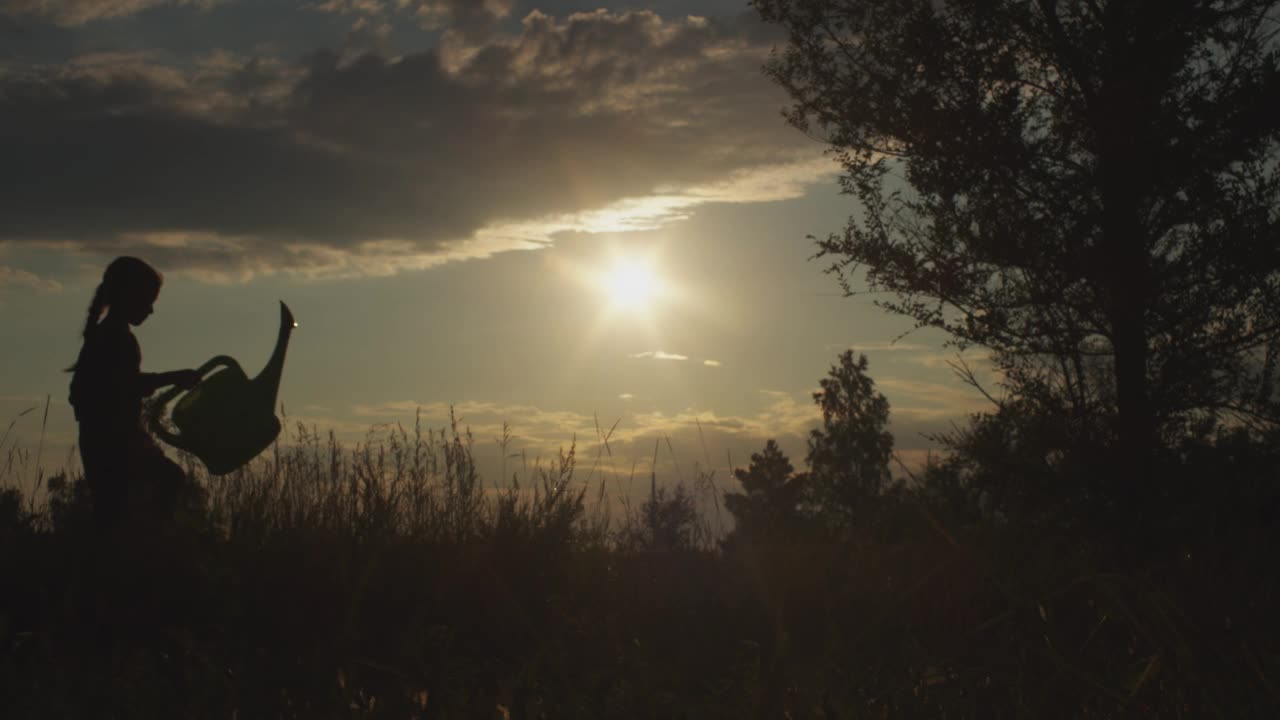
{"left": 600, "top": 258, "right": 662, "bottom": 312}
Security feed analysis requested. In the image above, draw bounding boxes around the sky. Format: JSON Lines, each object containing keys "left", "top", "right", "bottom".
{"left": 0, "top": 0, "right": 998, "bottom": 496}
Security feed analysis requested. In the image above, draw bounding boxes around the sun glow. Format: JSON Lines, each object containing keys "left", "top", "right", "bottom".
{"left": 600, "top": 258, "right": 662, "bottom": 312}
{"left": 549, "top": 243, "right": 702, "bottom": 383}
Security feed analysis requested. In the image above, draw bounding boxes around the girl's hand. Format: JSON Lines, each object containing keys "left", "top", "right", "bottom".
{"left": 173, "top": 369, "right": 203, "bottom": 389}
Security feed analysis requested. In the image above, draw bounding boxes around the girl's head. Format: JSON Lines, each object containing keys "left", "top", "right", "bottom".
{"left": 82, "top": 256, "right": 164, "bottom": 336}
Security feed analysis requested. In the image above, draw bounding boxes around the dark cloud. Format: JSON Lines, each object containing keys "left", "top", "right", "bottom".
{"left": 0, "top": 0, "right": 219, "bottom": 26}
{"left": 0, "top": 14, "right": 76, "bottom": 60}
{"left": 406, "top": 0, "right": 515, "bottom": 40}
{"left": 312, "top": 0, "right": 515, "bottom": 42}
{"left": 0, "top": 10, "right": 804, "bottom": 278}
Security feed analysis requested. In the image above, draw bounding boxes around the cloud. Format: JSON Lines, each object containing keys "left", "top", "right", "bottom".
{"left": 325, "top": 377, "right": 988, "bottom": 473}
{"left": 348, "top": 396, "right": 817, "bottom": 449}
{"left": 629, "top": 351, "right": 688, "bottom": 361}
{"left": 875, "top": 377, "right": 996, "bottom": 422}
{"left": 0, "top": 265, "right": 62, "bottom": 291}
{"left": 824, "top": 341, "right": 935, "bottom": 353}
{"left": 406, "top": 0, "right": 514, "bottom": 39}
{"left": 312, "top": 0, "right": 387, "bottom": 14}
{"left": 615, "top": 391, "right": 821, "bottom": 448}
{"left": 341, "top": 395, "right": 824, "bottom": 482}
{"left": 2, "top": 0, "right": 221, "bottom": 26}
{"left": 474, "top": 154, "right": 835, "bottom": 250}
{"left": 702, "top": 359, "right": 721, "bottom": 368}
{"left": 311, "top": 0, "right": 515, "bottom": 40}
{"left": 277, "top": 397, "right": 823, "bottom": 506}
{"left": 910, "top": 350, "right": 995, "bottom": 371}
{"left": 350, "top": 399, "right": 598, "bottom": 445}
{"left": 0, "top": 9, "right": 823, "bottom": 280}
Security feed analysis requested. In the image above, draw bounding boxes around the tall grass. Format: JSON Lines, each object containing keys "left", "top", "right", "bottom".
{"left": 2, "top": 407, "right": 1277, "bottom": 718}
{"left": 170, "top": 407, "right": 719, "bottom": 552}
{"left": 0, "top": 396, "right": 74, "bottom": 518}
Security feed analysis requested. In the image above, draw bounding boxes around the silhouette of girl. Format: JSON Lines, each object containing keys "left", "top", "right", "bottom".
{"left": 69, "top": 257, "right": 201, "bottom": 531}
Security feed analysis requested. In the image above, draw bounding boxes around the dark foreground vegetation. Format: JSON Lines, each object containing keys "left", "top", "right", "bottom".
{"left": 5, "top": 0, "right": 1280, "bottom": 716}
{"left": 3, "top": 396, "right": 1278, "bottom": 718}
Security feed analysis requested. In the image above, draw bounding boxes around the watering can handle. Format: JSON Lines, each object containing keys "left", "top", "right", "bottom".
{"left": 148, "top": 355, "right": 241, "bottom": 441}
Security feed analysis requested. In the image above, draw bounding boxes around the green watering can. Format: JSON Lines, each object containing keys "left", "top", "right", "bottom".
{"left": 150, "top": 302, "right": 297, "bottom": 475}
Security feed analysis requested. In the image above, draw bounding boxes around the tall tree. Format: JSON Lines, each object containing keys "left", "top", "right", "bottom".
{"left": 724, "top": 439, "right": 808, "bottom": 539}
{"left": 807, "top": 350, "right": 894, "bottom": 525}
{"left": 755, "top": 0, "right": 1280, "bottom": 489}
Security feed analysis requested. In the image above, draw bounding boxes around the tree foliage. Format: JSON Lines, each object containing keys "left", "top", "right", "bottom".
{"left": 723, "top": 439, "right": 808, "bottom": 541}
{"left": 807, "top": 350, "right": 895, "bottom": 526}
{"left": 622, "top": 483, "right": 701, "bottom": 551}
{"left": 756, "top": 0, "right": 1280, "bottom": 482}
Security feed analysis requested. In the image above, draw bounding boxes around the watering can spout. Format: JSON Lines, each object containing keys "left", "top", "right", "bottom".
{"left": 148, "top": 300, "right": 297, "bottom": 475}
{"left": 252, "top": 301, "right": 296, "bottom": 412}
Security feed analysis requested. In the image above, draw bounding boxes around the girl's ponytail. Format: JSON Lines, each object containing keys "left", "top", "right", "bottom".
{"left": 82, "top": 282, "right": 108, "bottom": 339}
{"left": 66, "top": 283, "right": 107, "bottom": 372}
{"left": 81, "top": 256, "right": 161, "bottom": 338}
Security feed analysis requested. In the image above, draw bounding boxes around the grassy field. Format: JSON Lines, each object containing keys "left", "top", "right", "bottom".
{"left": 2, "top": 412, "right": 1277, "bottom": 718}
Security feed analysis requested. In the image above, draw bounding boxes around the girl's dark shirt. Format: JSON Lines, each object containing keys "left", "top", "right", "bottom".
{"left": 69, "top": 319, "right": 145, "bottom": 434}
